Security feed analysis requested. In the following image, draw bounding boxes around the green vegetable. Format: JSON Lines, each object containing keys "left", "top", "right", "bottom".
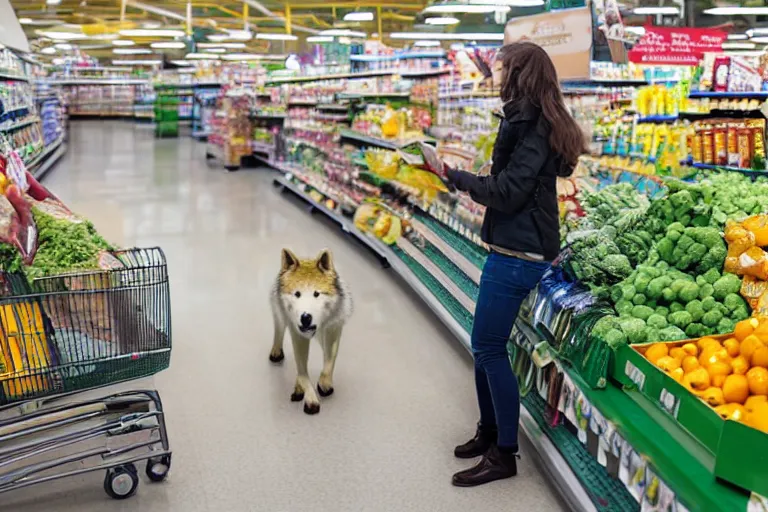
{"left": 702, "top": 309, "right": 723, "bottom": 328}
{"left": 669, "top": 302, "right": 685, "bottom": 314}
{"left": 668, "top": 310, "right": 694, "bottom": 329}
{"left": 658, "top": 326, "right": 688, "bottom": 341}
{"left": 615, "top": 300, "right": 634, "bottom": 316}
{"left": 662, "top": 287, "right": 677, "bottom": 302}
{"left": 713, "top": 273, "right": 742, "bottom": 301}
{"left": 724, "top": 293, "right": 746, "bottom": 313}
{"left": 678, "top": 282, "right": 700, "bottom": 303}
{"left": 699, "top": 283, "right": 715, "bottom": 300}
{"left": 646, "top": 328, "right": 661, "bottom": 343}
{"left": 702, "top": 268, "right": 721, "bottom": 285}
{"left": 655, "top": 306, "right": 670, "bottom": 318}
{"left": 685, "top": 300, "right": 704, "bottom": 322}
{"left": 647, "top": 314, "right": 668, "bottom": 330}
{"left": 718, "top": 318, "right": 736, "bottom": 334}
{"left": 635, "top": 274, "right": 651, "bottom": 294}
{"left": 632, "top": 305, "right": 655, "bottom": 321}
{"left": 618, "top": 317, "right": 648, "bottom": 344}
{"left": 731, "top": 304, "right": 750, "bottom": 322}
{"left": 605, "top": 329, "right": 627, "bottom": 346}
{"left": 647, "top": 276, "right": 671, "bottom": 300}
{"left": 632, "top": 293, "right": 647, "bottom": 306}
{"left": 686, "top": 323, "right": 708, "bottom": 338}
{"left": 702, "top": 296, "right": 717, "bottom": 312}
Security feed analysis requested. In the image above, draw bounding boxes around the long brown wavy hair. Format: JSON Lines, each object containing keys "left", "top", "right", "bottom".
{"left": 497, "top": 42, "right": 587, "bottom": 169}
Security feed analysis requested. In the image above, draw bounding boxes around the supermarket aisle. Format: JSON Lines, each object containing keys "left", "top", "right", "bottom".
{"left": 4, "top": 121, "right": 566, "bottom": 512}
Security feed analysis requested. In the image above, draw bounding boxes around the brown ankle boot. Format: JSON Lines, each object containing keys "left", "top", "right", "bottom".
{"left": 453, "top": 423, "right": 497, "bottom": 459}
{"left": 452, "top": 445, "right": 518, "bottom": 487}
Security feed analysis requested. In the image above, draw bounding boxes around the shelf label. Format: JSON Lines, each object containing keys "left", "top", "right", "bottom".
{"left": 624, "top": 361, "right": 646, "bottom": 391}
{"left": 659, "top": 388, "right": 681, "bottom": 419}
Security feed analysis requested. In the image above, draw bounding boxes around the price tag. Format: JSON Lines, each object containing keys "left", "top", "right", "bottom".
{"left": 659, "top": 388, "right": 681, "bottom": 419}
{"left": 5, "top": 150, "right": 28, "bottom": 191}
{"left": 625, "top": 361, "right": 646, "bottom": 391}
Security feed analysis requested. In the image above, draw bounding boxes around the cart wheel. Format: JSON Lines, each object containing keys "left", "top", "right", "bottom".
{"left": 104, "top": 464, "right": 139, "bottom": 500}
{"left": 146, "top": 455, "right": 172, "bottom": 482}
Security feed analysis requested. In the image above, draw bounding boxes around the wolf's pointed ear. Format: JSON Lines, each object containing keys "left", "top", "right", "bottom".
{"left": 316, "top": 249, "right": 334, "bottom": 273}
{"left": 281, "top": 249, "right": 300, "bottom": 271}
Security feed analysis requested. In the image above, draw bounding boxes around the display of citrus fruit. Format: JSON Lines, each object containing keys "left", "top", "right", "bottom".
{"left": 734, "top": 318, "right": 759, "bottom": 342}
{"left": 645, "top": 343, "right": 669, "bottom": 365}
{"left": 669, "top": 368, "right": 684, "bottom": 383}
{"left": 744, "top": 395, "right": 768, "bottom": 413}
{"left": 745, "top": 402, "right": 768, "bottom": 433}
{"left": 656, "top": 356, "right": 681, "bottom": 372}
{"left": 747, "top": 367, "right": 768, "bottom": 396}
{"left": 669, "top": 347, "right": 687, "bottom": 362}
{"left": 682, "top": 356, "right": 700, "bottom": 374}
{"left": 722, "top": 375, "right": 750, "bottom": 404}
{"left": 698, "top": 387, "right": 725, "bottom": 407}
{"left": 714, "top": 403, "right": 747, "bottom": 422}
{"left": 752, "top": 346, "right": 768, "bottom": 369}
{"left": 706, "top": 360, "right": 733, "bottom": 381}
{"left": 723, "top": 338, "right": 741, "bottom": 358}
{"left": 684, "top": 368, "right": 711, "bottom": 391}
{"left": 698, "top": 337, "right": 721, "bottom": 350}
{"left": 682, "top": 343, "right": 698, "bottom": 357}
{"left": 712, "top": 375, "right": 726, "bottom": 388}
{"left": 740, "top": 335, "right": 764, "bottom": 362}
{"left": 731, "top": 355, "right": 750, "bottom": 376}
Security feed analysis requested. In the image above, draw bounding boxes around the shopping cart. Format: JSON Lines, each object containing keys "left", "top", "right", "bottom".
{"left": 0, "top": 247, "right": 172, "bottom": 500}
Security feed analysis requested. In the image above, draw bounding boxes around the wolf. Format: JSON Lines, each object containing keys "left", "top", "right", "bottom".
{"left": 269, "top": 248, "right": 353, "bottom": 415}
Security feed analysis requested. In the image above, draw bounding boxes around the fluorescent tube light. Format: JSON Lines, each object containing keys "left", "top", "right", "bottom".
{"left": 319, "top": 29, "right": 366, "bottom": 37}
{"left": 728, "top": 34, "right": 748, "bottom": 40}
{"left": 46, "top": 0, "right": 61, "bottom": 4}
{"left": 414, "top": 40, "right": 442, "bottom": 47}
{"left": 748, "top": 28, "right": 768, "bottom": 37}
{"left": 468, "top": 0, "right": 542, "bottom": 4}
{"left": 221, "top": 53, "right": 286, "bottom": 61}
{"left": 112, "top": 60, "right": 162, "bottom": 65}
{"left": 113, "top": 48, "right": 152, "bottom": 54}
{"left": 307, "top": 36, "right": 334, "bottom": 43}
{"left": 256, "top": 33, "right": 298, "bottom": 41}
{"left": 37, "top": 31, "right": 83, "bottom": 40}
{"left": 119, "top": 29, "right": 185, "bottom": 37}
{"left": 54, "top": 43, "right": 72, "bottom": 50}
{"left": 624, "top": 26, "right": 646, "bottom": 36}
{"left": 185, "top": 53, "right": 220, "bottom": 60}
{"left": 425, "top": 17, "right": 460, "bottom": 25}
{"left": 390, "top": 31, "right": 504, "bottom": 41}
{"left": 344, "top": 11, "right": 374, "bottom": 21}
{"left": 722, "top": 42, "right": 756, "bottom": 50}
{"left": 748, "top": 37, "right": 768, "bottom": 44}
{"left": 171, "top": 60, "right": 193, "bottom": 66}
{"left": 112, "top": 39, "right": 136, "bottom": 46}
{"left": 423, "top": 5, "right": 510, "bottom": 13}
{"left": 151, "top": 41, "right": 186, "bottom": 49}
{"left": 40, "top": 47, "right": 57, "bottom": 54}
{"left": 633, "top": 6, "right": 679, "bottom": 15}
{"left": 197, "top": 42, "right": 246, "bottom": 48}
{"left": 18, "top": 18, "right": 32, "bottom": 24}
{"left": 706, "top": 6, "right": 768, "bottom": 15}
{"left": 203, "top": 48, "right": 226, "bottom": 53}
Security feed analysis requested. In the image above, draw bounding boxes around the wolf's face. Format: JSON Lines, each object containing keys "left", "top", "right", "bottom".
{"left": 279, "top": 248, "right": 339, "bottom": 339}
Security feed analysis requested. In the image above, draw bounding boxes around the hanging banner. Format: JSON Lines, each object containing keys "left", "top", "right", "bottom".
{"left": 504, "top": 7, "right": 593, "bottom": 81}
{"left": 628, "top": 27, "right": 726, "bottom": 66}
{"left": 0, "top": 0, "right": 29, "bottom": 53}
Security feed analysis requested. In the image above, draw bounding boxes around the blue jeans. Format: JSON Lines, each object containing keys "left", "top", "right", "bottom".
{"left": 472, "top": 252, "right": 550, "bottom": 450}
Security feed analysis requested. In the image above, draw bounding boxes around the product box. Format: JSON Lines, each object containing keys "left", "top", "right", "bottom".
{"left": 609, "top": 337, "right": 768, "bottom": 496}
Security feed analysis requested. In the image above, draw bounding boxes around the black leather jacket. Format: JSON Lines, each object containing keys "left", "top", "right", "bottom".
{"left": 447, "top": 99, "right": 564, "bottom": 261}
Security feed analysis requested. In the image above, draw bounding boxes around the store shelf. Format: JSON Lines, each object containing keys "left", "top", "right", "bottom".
{"left": 0, "top": 105, "right": 32, "bottom": 118}
{"left": 636, "top": 115, "right": 678, "bottom": 123}
{"left": 409, "top": 218, "right": 482, "bottom": 284}
{"left": 679, "top": 109, "right": 765, "bottom": 120}
{"left": 349, "top": 51, "right": 445, "bottom": 62}
{"left": 250, "top": 113, "right": 287, "bottom": 120}
{"left": 317, "top": 104, "right": 349, "bottom": 112}
{"left": 32, "top": 141, "right": 67, "bottom": 180}
{"left": 438, "top": 90, "right": 498, "bottom": 99}
{"left": 0, "top": 72, "right": 29, "bottom": 82}
{"left": 45, "top": 79, "right": 149, "bottom": 85}
{"left": 689, "top": 90, "right": 768, "bottom": 99}
{"left": 251, "top": 141, "right": 276, "bottom": 154}
{"left": 0, "top": 116, "right": 39, "bottom": 132}
{"left": 271, "top": 169, "right": 597, "bottom": 512}
{"left": 337, "top": 92, "right": 411, "bottom": 100}
{"left": 339, "top": 129, "right": 435, "bottom": 150}
{"left": 266, "top": 69, "right": 395, "bottom": 85}
{"left": 192, "top": 130, "right": 211, "bottom": 139}
{"left": 400, "top": 69, "right": 451, "bottom": 79}
{"left": 690, "top": 162, "right": 768, "bottom": 177}
{"left": 26, "top": 136, "right": 65, "bottom": 174}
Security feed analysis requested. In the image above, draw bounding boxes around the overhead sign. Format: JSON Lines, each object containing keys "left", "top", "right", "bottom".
{"left": 628, "top": 26, "right": 726, "bottom": 66}
{"left": 0, "top": 0, "right": 29, "bottom": 53}
{"left": 504, "top": 7, "right": 593, "bottom": 81}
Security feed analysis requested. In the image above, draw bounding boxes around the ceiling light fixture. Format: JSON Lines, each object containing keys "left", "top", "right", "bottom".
{"left": 722, "top": 42, "right": 756, "bottom": 50}
{"left": 390, "top": 31, "right": 504, "bottom": 41}
{"left": 749, "top": 36, "right": 768, "bottom": 44}
{"left": 221, "top": 53, "right": 286, "bottom": 61}
{"left": 54, "top": 43, "right": 73, "bottom": 50}
{"left": 46, "top": 0, "right": 61, "bottom": 4}
{"left": 112, "top": 40, "right": 136, "bottom": 46}
{"left": 748, "top": 28, "right": 768, "bottom": 37}
{"left": 150, "top": 41, "right": 186, "bottom": 49}
{"left": 197, "top": 42, "right": 246, "bottom": 49}
{"left": 203, "top": 48, "right": 226, "bottom": 53}
{"left": 624, "top": 26, "right": 646, "bottom": 36}
{"left": 468, "top": 0, "right": 542, "bottom": 5}
{"left": 425, "top": 16, "right": 461, "bottom": 25}
{"left": 112, "top": 59, "right": 163, "bottom": 66}
{"left": 255, "top": 33, "right": 298, "bottom": 41}
{"left": 119, "top": 29, "right": 185, "bottom": 37}
{"left": 307, "top": 36, "right": 334, "bottom": 43}
{"left": 319, "top": 29, "right": 366, "bottom": 37}
{"left": 113, "top": 48, "right": 152, "bottom": 54}
{"left": 728, "top": 34, "right": 749, "bottom": 40}
{"left": 18, "top": 18, "right": 32, "bottom": 24}
{"left": 170, "top": 59, "right": 193, "bottom": 66}
{"left": 423, "top": 5, "right": 510, "bottom": 13}
{"left": 706, "top": 6, "right": 768, "bottom": 15}
{"left": 414, "top": 40, "right": 441, "bottom": 47}
{"left": 37, "top": 31, "right": 84, "bottom": 40}
{"left": 40, "top": 47, "right": 57, "bottom": 54}
{"left": 343, "top": 11, "right": 374, "bottom": 21}
{"left": 633, "top": 6, "right": 679, "bottom": 15}
{"left": 185, "top": 52, "right": 220, "bottom": 59}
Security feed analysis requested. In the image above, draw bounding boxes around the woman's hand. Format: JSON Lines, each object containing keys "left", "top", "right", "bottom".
{"left": 445, "top": 168, "right": 473, "bottom": 193}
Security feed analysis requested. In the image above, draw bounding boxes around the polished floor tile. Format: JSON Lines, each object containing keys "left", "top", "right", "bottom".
{"left": 2, "top": 122, "right": 567, "bottom": 512}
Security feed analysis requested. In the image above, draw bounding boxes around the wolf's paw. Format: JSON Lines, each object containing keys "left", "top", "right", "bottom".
{"left": 269, "top": 349, "right": 285, "bottom": 363}
{"left": 317, "top": 384, "right": 334, "bottom": 397}
{"left": 303, "top": 402, "right": 320, "bottom": 415}
{"left": 290, "top": 390, "right": 304, "bottom": 402}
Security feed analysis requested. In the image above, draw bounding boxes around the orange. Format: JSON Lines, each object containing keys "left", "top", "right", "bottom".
{"left": 740, "top": 335, "right": 764, "bottom": 362}
{"left": 669, "top": 368, "right": 684, "bottom": 383}
{"left": 731, "top": 355, "right": 750, "bottom": 376}
{"left": 706, "top": 360, "right": 733, "bottom": 380}
{"left": 752, "top": 346, "right": 768, "bottom": 369}
{"left": 722, "top": 375, "right": 750, "bottom": 404}
{"left": 745, "top": 402, "right": 768, "bottom": 433}
{"left": 645, "top": 343, "right": 669, "bottom": 365}
{"left": 684, "top": 368, "right": 711, "bottom": 392}
{"left": 744, "top": 395, "right": 768, "bottom": 413}
{"left": 656, "top": 356, "right": 681, "bottom": 372}
{"left": 723, "top": 338, "right": 741, "bottom": 358}
{"left": 699, "top": 347, "right": 719, "bottom": 367}
{"left": 698, "top": 337, "right": 721, "bottom": 350}
{"left": 712, "top": 375, "right": 726, "bottom": 388}
{"left": 698, "top": 387, "right": 725, "bottom": 407}
{"left": 669, "top": 347, "right": 687, "bottom": 362}
{"left": 715, "top": 403, "right": 748, "bottom": 422}
{"left": 747, "top": 367, "right": 768, "bottom": 396}
{"left": 753, "top": 319, "right": 768, "bottom": 340}
{"left": 682, "top": 343, "right": 699, "bottom": 357}
{"left": 734, "top": 317, "right": 759, "bottom": 342}
{"left": 682, "top": 356, "right": 700, "bottom": 374}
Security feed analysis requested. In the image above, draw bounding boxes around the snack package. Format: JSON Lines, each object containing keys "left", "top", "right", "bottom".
{"left": 418, "top": 142, "right": 447, "bottom": 179}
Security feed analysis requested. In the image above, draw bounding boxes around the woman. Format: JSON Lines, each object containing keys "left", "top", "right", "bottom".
{"left": 446, "top": 42, "right": 586, "bottom": 487}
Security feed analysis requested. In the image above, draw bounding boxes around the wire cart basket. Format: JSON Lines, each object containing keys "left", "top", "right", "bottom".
{"left": 0, "top": 247, "right": 172, "bottom": 500}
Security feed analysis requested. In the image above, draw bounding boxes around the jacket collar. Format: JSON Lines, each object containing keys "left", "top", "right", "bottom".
{"left": 502, "top": 99, "right": 540, "bottom": 122}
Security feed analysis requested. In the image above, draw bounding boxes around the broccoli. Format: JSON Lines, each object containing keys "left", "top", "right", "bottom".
{"left": 699, "top": 283, "right": 715, "bottom": 300}
{"left": 632, "top": 305, "right": 655, "bottom": 321}
{"left": 615, "top": 300, "right": 634, "bottom": 316}
{"left": 724, "top": 293, "right": 746, "bottom": 313}
{"left": 646, "top": 328, "right": 661, "bottom": 343}
{"left": 647, "top": 314, "right": 668, "bottom": 330}
{"left": 678, "top": 282, "right": 700, "bottom": 303}
{"left": 601, "top": 254, "right": 633, "bottom": 278}
{"left": 667, "top": 222, "right": 686, "bottom": 234}
{"left": 686, "top": 323, "right": 709, "bottom": 338}
{"left": 702, "top": 268, "right": 721, "bottom": 285}
{"left": 669, "top": 310, "right": 694, "bottom": 329}
{"left": 656, "top": 261, "right": 670, "bottom": 271}
{"left": 632, "top": 293, "right": 647, "bottom": 306}
{"left": 605, "top": 329, "right": 628, "bottom": 347}
{"left": 655, "top": 306, "right": 670, "bottom": 318}
{"left": 696, "top": 275, "right": 708, "bottom": 287}
{"left": 592, "top": 315, "right": 622, "bottom": 339}
{"left": 701, "top": 296, "right": 717, "bottom": 312}
{"left": 669, "top": 302, "right": 685, "bottom": 313}
{"left": 702, "top": 309, "right": 724, "bottom": 328}
{"left": 659, "top": 326, "right": 688, "bottom": 341}
{"left": 657, "top": 237, "right": 674, "bottom": 262}
{"left": 621, "top": 284, "right": 637, "bottom": 301}
{"left": 670, "top": 279, "right": 689, "bottom": 294}
{"left": 713, "top": 273, "right": 742, "bottom": 301}
{"left": 698, "top": 244, "right": 727, "bottom": 274}
{"left": 662, "top": 287, "right": 677, "bottom": 302}
{"left": 635, "top": 274, "right": 652, "bottom": 294}
{"left": 618, "top": 317, "right": 648, "bottom": 344}
{"left": 647, "top": 276, "right": 671, "bottom": 300}
{"left": 717, "top": 318, "right": 736, "bottom": 334}
{"left": 685, "top": 299, "right": 704, "bottom": 322}
{"left": 731, "top": 304, "right": 750, "bottom": 321}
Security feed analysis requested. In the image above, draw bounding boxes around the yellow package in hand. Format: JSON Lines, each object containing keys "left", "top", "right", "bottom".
{"left": 0, "top": 300, "right": 53, "bottom": 400}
